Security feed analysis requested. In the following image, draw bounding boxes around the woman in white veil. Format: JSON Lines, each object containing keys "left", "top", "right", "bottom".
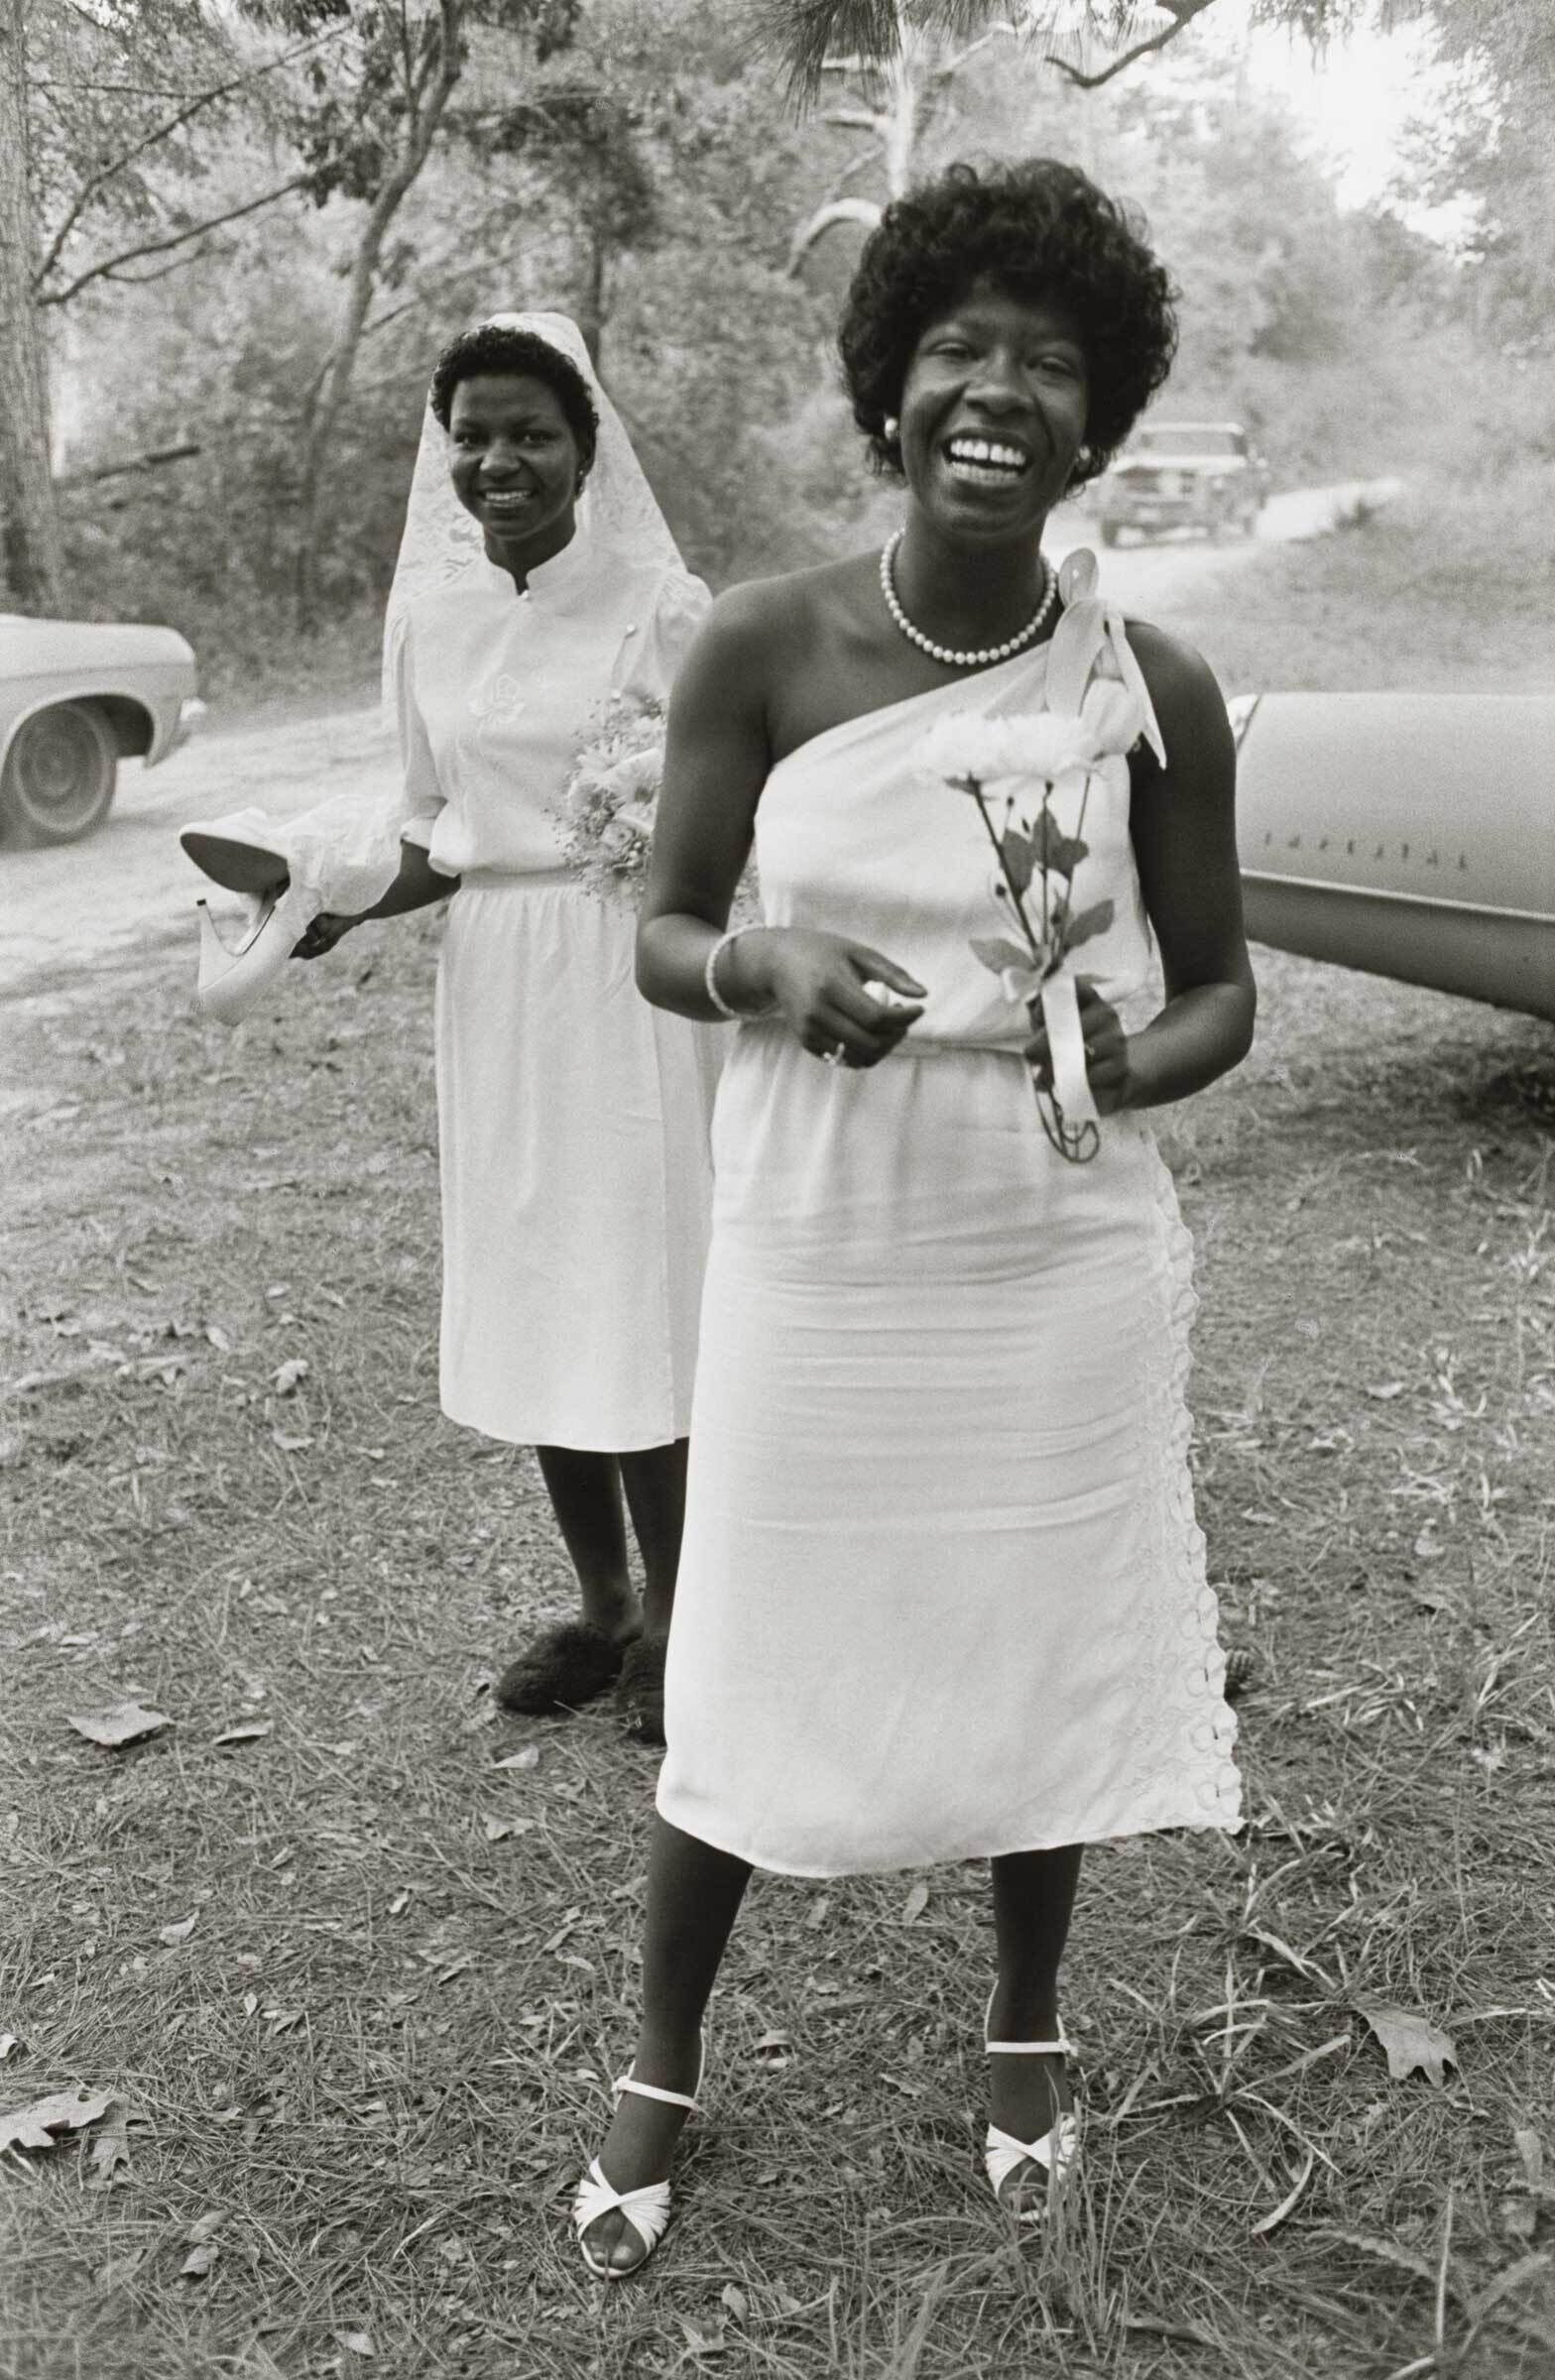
{"left": 182, "top": 313, "right": 719, "bottom": 1741}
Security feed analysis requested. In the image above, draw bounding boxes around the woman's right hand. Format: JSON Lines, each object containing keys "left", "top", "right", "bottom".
{"left": 732, "top": 928, "right": 926, "bottom": 1068}
{"left": 292, "top": 911, "right": 361, "bottom": 961}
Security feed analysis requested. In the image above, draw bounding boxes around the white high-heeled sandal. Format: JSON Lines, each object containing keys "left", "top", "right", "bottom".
{"left": 193, "top": 882, "right": 317, "bottom": 1024}
{"left": 984, "top": 1986, "right": 1079, "bottom": 2221}
{"left": 572, "top": 2038, "right": 705, "bottom": 2280}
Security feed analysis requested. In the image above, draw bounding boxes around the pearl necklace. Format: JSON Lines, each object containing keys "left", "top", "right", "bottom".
{"left": 879, "top": 527, "right": 1059, "bottom": 668}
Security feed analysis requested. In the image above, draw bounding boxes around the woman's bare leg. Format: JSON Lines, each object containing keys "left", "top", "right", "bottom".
{"left": 619, "top": 1437, "right": 688, "bottom": 1635}
{"left": 535, "top": 1445, "right": 642, "bottom": 1641}
{"left": 495, "top": 1447, "right": 642, "bottom": 1714}
{"left": 579, "top": 1817, "right": 751, "bottom": 2273}
{"left": 987, "top": 1844, "right": 1084, "bottom": 2154}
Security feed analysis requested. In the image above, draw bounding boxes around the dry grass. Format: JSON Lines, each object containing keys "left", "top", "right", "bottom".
{"left": 3, "top": 906, "right": 1554, "bottom": 2379}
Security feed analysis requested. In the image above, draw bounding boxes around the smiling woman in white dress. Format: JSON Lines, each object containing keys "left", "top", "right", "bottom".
{"left": 183, "top": 315, "right": 718, "bottom": 1742}
{"left": 568, "top": 164, "right": 1255, "bottom": 2277}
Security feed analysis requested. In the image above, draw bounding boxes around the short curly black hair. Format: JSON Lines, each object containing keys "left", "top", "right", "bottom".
{"left": 428, "top": 322, "right": 599, "bottom": 469}
{"left": 838, "top": 159, "right": 1178, "bottom": 490}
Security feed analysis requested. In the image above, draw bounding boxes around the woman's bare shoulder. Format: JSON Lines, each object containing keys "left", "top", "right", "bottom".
{"left": 1120, "top": 616, "right": 1224, "bottom": 710}
{"left": 680, "top": 555, "right": 878, "bottom": 694}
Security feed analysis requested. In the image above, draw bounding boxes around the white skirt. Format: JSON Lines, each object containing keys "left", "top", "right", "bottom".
{"left": 657, "top": 1026, "right": 1241, "bottom": 1875}
{"left": 434, "top": 871, "right": 721, "bottom": 1451}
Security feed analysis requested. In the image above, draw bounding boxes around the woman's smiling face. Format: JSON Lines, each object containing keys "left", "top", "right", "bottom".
{"left": 897, "top": 281, "right": 1090, "bottom": 542}
{"left": 446, "top": 371, "right": 583, "bottom": 565}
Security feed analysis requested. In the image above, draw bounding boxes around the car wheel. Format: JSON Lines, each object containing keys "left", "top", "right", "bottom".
{"left": 1, "top": 702, "right": 119, "bottom": 844}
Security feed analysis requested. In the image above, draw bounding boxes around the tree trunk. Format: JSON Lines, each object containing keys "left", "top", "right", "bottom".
{"left": 576, "top": 219, "right": 607, "bottom": 370}
{"left": 0, "top": 0, "right": 65, "bottom": 613}
{"left": 293, "top": 3, "right": 463, "bottom": 633}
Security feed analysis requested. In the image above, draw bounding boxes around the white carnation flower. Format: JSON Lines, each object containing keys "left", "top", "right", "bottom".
{"left": 919, "top": 708, "right": 1101, "bottom": 791}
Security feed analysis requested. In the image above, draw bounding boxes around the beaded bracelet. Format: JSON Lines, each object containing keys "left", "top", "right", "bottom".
{"left": 704, "top": 927, "right": 777, "bottom": 1020}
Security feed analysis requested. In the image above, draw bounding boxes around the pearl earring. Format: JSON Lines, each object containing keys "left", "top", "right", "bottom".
{"left": 883, "top": 416, "right": 899, "bottom": 445}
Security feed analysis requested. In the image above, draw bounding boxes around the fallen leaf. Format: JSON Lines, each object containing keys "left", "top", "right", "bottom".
{"left": 264, "top": 2007, "right": 304, "bottom": 2034}
{"left": 1355, "top": 2000, "right": 1458, "bottom": 2086}
{"left": 0, "top": 2035, "right": 21, "bottom": 2063}
{"left": 179, "top": 2242, "right": 219, "bottom": 2279}
{"left": 482, "top": 1815, "right": 522, "bottom": 1843}
{"left": 159, "top": 1915, "right": 197, "bottom": 1947}
{"left": 214, "top": 1721, "right": 274, "bottom": 1747}
{"left": 493, "top": 1746, "right": 539, "bottom": 1771}
{"left": 272, "top": 1432, "right": 313, "bottom": 1454}
{"left": 86, "top": 2100, "right": 132, "bottom": 2190}
{"left": 204, "top": 1324, "right": 234, "bottom": 1353}
{"left": 66, "top": 1702, "right": 172, "bottom": 1749}
{"left": 436, "top": 1956, "right": 473, "bottom": 1985}
{"left": 901, "top": 1880, "right": 929, "bottom": 1924}
{"left": 187, "top": 2208, "right": 225, "bottom": 2244}
{"left": 0, "top": 2087, "right": 113, "bottom": 2155}
{"left": 1513, "top": 2127, "right": 1544, "bottom": 2188}
{"left": 806, "top": 1896, "right": 831, "bottom": 1931}
{"left": 336, "top": 2333, "right": 376, "bottom": 2359}
{"left": 271, "top": 1357, "right": 308, "bottom": 1394}
{"left": 388, "top": 1889, "right": 413, "bottom": 1916}
{"left": 1365, "top": 1380, "right": 1405, "bottom": 1400}
{"left": 753, "top": 2030, "right": 790, "bottom": 2058}
{"left": 721, "top": 2284, "right": 749, "bottom": 2321}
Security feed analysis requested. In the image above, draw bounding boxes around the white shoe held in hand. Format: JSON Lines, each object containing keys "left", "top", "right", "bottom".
{"left": 193, "top": 881, "right": 317, "bottom": 1025}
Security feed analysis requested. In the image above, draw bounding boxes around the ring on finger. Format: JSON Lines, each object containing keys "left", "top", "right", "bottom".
{"left": 820, "top": 1041, "right": 846, "bottom": 1068}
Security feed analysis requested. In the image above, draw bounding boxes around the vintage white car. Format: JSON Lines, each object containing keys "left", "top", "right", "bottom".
{"left": 1233, "top": 692, "right": 1555, "bottom": 1023}
{"left": 0, "top": 614, "right": 204, "bottom": 845}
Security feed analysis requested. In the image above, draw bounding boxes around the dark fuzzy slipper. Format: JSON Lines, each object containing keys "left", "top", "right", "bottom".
{"left": 495, "top": 1620, "right": 626, "bottom": 1716}
{"left": 615, "top": 1633, "right": 668, "bottom": 1748}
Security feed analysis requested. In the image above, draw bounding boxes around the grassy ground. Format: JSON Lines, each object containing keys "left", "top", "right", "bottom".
{"left": 1166, "top": 489, "right": 1555, "bottom": 702}
{"left": 3, "top": 909, "right": 1553, "bottom": 2378}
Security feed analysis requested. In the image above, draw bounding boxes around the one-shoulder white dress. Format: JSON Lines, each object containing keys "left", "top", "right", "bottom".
{"left": 657, "top": 574, "right": 1242, "bottom": 1874}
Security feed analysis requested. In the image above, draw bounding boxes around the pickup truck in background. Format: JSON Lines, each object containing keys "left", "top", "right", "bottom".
{"left": 1094, "top": 421, "right": 1271, "bottom": 546}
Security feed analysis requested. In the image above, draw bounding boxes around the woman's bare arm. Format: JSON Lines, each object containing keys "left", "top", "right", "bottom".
{"left": 1118, "top": 623, "right": 1256, "bottom": 1109}
{"left": 636, "top": 584, "right": 926, "bottom": 1060}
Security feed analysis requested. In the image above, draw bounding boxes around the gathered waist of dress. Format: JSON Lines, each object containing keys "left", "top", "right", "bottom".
{"left": 458, "top": 864, "right": 579, "bottom": 893}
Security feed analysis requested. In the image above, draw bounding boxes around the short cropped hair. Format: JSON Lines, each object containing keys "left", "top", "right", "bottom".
{"left": 838, "top": 160, "right": 1178, "bottom": 488}
{"left": 428, "top": 322, "right": 600, "bottom": 469}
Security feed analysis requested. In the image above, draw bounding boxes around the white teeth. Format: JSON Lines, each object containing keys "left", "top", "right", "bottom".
{"left": 947, "top": 437, "right": 1027, "bottom": 471}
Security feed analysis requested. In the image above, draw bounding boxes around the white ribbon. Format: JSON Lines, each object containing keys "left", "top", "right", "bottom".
{"left": 1040, "top": 971, "right": 1100, "bottom": 1129}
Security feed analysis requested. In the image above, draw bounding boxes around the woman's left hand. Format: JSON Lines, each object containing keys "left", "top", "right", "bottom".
{"left": 1023, "top": 981, "right": 1132, "bottom": 1115}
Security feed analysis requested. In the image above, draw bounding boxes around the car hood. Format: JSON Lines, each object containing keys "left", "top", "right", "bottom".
{"left": 1, "top": 615, "right": 195, "bottom": 670}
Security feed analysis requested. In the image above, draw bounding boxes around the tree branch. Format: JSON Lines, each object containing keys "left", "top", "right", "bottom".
{"left": 935, "top": 22, "right": 1016, "bottom": 87}
{"left": 36, "top": 177, "right": 309, "bottom": 307}
{"left": 786, "top": 192, "right": 883, "bottom": 274}
{"left": 56, "top": 441, "right": 200, "bottom": 491}
{"left": 32, "top": 31, "right": 342, "bottom": 293}
{"left": 1043, "top": 0, "right": 1221, "bottom": 90}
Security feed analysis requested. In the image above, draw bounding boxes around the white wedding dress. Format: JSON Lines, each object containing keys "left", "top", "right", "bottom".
{"left": 191, "top": 314, "right": 721, "bottom": 1454}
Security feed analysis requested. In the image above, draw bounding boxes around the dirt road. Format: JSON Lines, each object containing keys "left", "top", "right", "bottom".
{"left": 0, "top": 477, "right": 1397, "bottom": 1010}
